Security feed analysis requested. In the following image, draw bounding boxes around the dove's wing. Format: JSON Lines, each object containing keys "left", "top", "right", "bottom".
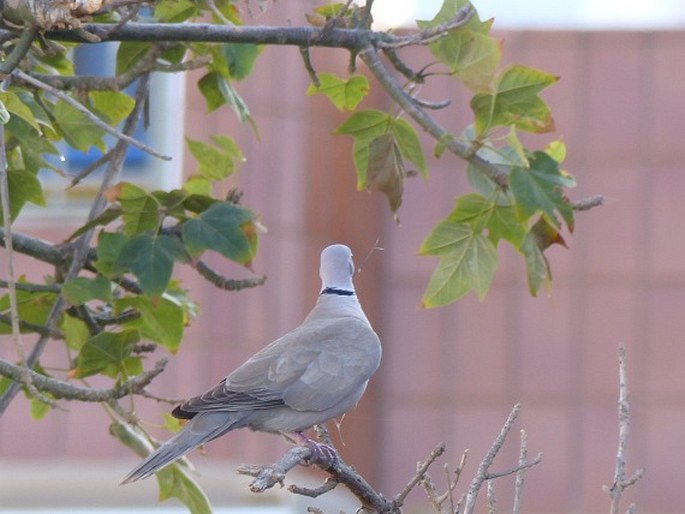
{"left": 173, "top": 317, "right": 380, "bottom": 417}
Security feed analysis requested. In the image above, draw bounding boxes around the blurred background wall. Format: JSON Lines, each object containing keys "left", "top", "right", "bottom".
{"left": 2, "top": 1, "right": 685, "bottom": 513}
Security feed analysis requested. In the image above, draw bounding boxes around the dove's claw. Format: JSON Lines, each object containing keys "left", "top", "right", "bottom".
{"left": 292, "top": 431, "right": 338, "bottom": 468}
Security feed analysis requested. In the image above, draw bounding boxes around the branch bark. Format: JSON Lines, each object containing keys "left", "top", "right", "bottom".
{"left": 0, "top": 356, "right": 167, "bottom": 401}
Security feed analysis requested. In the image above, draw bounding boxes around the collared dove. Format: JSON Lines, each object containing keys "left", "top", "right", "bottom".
{"left": 121, "top": 244, "right": 381, "bottom": 484}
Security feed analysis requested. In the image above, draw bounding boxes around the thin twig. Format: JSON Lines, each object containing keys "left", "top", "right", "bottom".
{"left": 512, "top": 430, "right": 528, "bottom": 514}
{"left": 376, "top": 6, "right": 474, "bottom": 49}
{"left": 194, "top": 260, "right": 266, "bottom": 291}
{"left": 394, "top": 441, "right": 446, "bottom": 507}
{"left": 462, "top": 403, "right": 521, "bottom": 514}
{"left": 604, "top": 343, "right": 645, "bottom": 514}
{"left": 11, "top": 70, "right": 171, "bottom": 161}
{"left": 572, "top": 195, "right": 604, "bottom": 211}
{"left": 299, "top": 46, "right": 319, "bottom": 87}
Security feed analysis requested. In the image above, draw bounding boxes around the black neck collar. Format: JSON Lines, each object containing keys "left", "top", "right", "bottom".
{"left": 321, "top": 287, "right": 355, "bottom": 296}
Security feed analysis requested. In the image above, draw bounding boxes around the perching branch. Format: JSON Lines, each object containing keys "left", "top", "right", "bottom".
{"left": 238, "top": 442, "right": 396, "bottom": 513}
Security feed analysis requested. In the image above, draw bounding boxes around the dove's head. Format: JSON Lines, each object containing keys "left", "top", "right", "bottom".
{"left": 319, "top": 244, "right": 355, "bottom": 293}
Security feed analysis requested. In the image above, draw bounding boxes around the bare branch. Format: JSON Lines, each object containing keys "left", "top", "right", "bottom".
{"left": 572, "top": 194, "right": 604, "bottom": 212}
{"left": 394, "top": 441, "right": 446, "bottom": 507}
{"left": 604, "top": 343, "right": 646, "bottom": 514}
{"left": 512, "top": 430, "right": 528, "bottom": 514}
{"left": 463, "top": 403, "right": 521, "bottom": 514}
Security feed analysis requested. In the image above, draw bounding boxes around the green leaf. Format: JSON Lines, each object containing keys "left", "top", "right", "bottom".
{"left": 30, "top": 395, "right": 52, "bottom": 421}
{"left": 510, "top": 151, "right": 575, "bottom": 229}
{"left": 306, "top": 73, "right": 370, "bottom": 111}
{"left": 53, "top": 99, "right": 105, "bottom": 151}
{"left": 88, "top": 91, "right": 135, "bottom": 125}
{"left": 0, "top": 289, "right": 55, "bottom": 334}
{"left": 116, "top": 42, "right": 150, "bottom": 75}
{"left": 545, "top": 139, "right": 566, "bottom": 163}
{"left": 60, "top": 315, "right": 89, "bottom": 351}
{"left": 113, "top": 234, "right": 188, "bottom": 297}
{"left": 186, "top": 137, "right": 237, "bottom": 180}
{"left": 182, "top": 175, "right": 212, "bottom": 196}
{"left": 0, "top": 168, "right": 46, "bottom": 222}
{"left": 94, "top": 231, "right": 128, "bottom": 277}
{"left": 449, "top": 193, "right": 527, "bottom": 248}
{"left": 110, "top": 420, "right": 212, "bottom": 514}
{"left": 65, "top": 206, "right": 122, "bottom": 241}
{"left": 470, "top": 65, "right": 559, "bottom": 134}
{"left": 0, "top": 91, "right": 40, "bottom": 131}
{"left": 114, "top": 296, "right": 184, "bottom": 352}
{"left": 106, "top": 182, "right": 163, "bottom": 235}
{"left": 181, "top": 202, "right": 257, "bottom": 266}
{"left": 417, "top": 0, "right": 500, "bottom": 91}
{"left": 334, "top": 110, "right": 392, "bottom": 184}
{"left": 154, "top": 0, "right": 199, "bottom": 21}
{"left": 220, "top": 43, "right": 261, "bottom": 80}
{"left": 391, "top": 118, "right": 427, "bottom": 178}
{"left": 197, "top": 72, "right": 255, "bottom": 131}
{"left": 63, "top": 275, "right": 113, "bottom": 305}
{"left": 419, "top": 219, "right": 498, "bottom": 306}
{"left": 74, "top": 329, "right": 141, "bottom": 378}
{"left": 334, "top": 109, "right": 391, "bottom": 139}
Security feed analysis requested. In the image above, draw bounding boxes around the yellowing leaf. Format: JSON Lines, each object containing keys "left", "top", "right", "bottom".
{"left": 366, "top": 134, "right": 405, "bottom": 215}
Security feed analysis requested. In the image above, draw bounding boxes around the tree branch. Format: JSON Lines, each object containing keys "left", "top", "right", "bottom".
{"left": 604, "top": 343, "right": 645, "bottom": 514}
{"left": 194, "top": 260, "right": 266, "bottom": 291}
{"left": 238, "top": 442, "right": 396, "bottom": 513}
{"left": 463, "top": 403, "right": 525, "bottom": 514}
{"left": 0, "top": 356, "right": 168, "bottom": 401}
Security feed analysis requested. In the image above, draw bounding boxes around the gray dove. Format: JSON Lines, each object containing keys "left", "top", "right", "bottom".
{"left": 121, "top": 244, "right": 381, "bottom": 483}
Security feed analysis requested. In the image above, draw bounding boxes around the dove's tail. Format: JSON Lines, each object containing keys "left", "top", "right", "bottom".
{"left": 120, "top": 411, "right": 245, "bottom": 484}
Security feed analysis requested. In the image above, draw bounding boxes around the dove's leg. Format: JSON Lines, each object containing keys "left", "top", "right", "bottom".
{"left": 291, "top": 431, "right": 338, "bottom": 467}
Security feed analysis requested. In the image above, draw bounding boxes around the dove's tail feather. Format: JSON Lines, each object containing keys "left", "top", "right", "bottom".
{"left": 120, "top": 411, "right": 245, "bottom": 484}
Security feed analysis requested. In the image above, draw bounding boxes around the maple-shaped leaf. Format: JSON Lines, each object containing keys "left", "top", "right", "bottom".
{"left": 419, "top": 219, "right": 497, "bottom": 307}
{"left": 470, "top": 64, "right": 559, "bottom": 134}
{"left": 306, "top": 73, "right": 369, "bottom": 111}
{"left": 510, "top": 151, "right": 575, "bottom": 229}
{"left": 105, "top": 182, "right": 162, "bottom": 236}
{"left": 417, "top": 0, "right": 500, "bottom": 92}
